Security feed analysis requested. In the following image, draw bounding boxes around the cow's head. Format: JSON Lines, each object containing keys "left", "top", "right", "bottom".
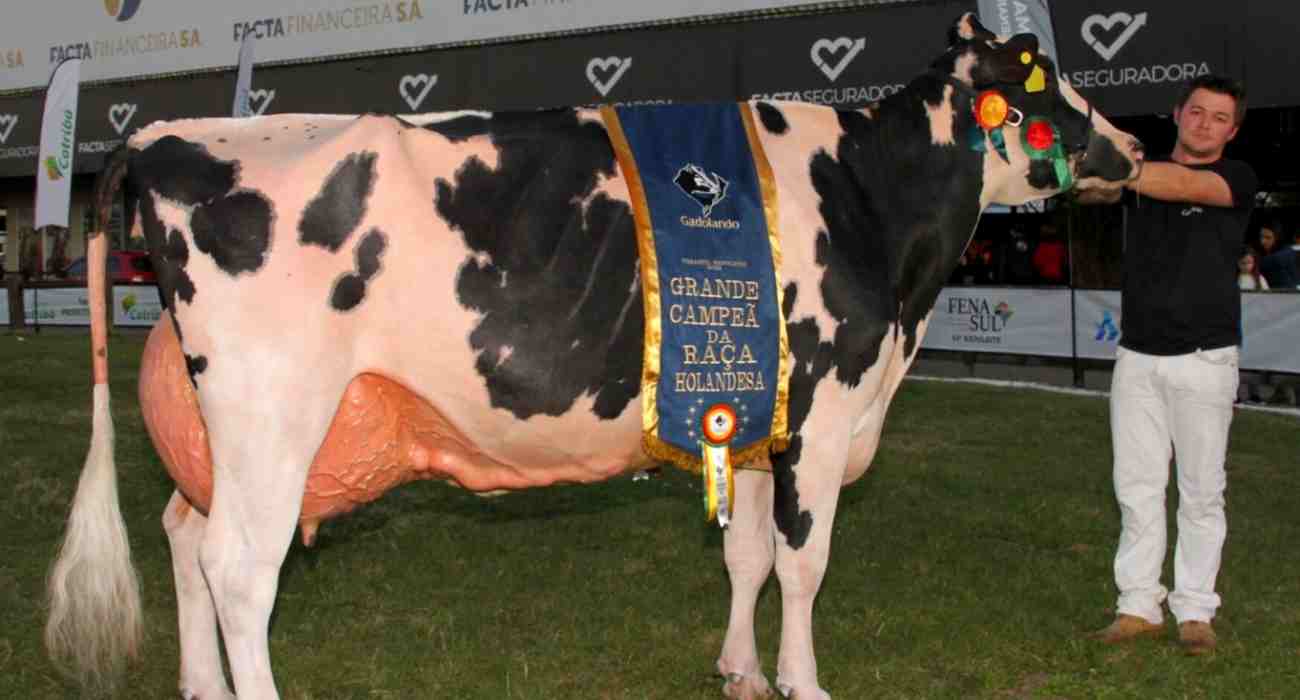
{"left": 942, "top": 13, "right": 1142, "bottom": 206}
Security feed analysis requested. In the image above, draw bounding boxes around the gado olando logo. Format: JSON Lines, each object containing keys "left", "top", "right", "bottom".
{"left": 104, "top": 0, "right": 143, "bottom": 22}
{"left": 674, "top": 164, "right": 729, "bottom": 219}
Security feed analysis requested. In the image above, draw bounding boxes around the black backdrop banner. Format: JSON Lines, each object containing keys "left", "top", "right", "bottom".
{"left": 1, "top": 0, "right": 1297, "bottom": 179}
{"left": 1052, "top": 1, "right": 1245, "bottom": 118}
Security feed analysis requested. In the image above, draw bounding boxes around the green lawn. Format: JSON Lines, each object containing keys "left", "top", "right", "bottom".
{"left": 2, "top": 331, "right": 1297, "bottom": 699}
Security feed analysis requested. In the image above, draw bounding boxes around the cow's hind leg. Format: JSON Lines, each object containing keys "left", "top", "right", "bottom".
{"left": 163, "top": 490, "right": 235, "bottom": 700}
{"left": 198, "top": 389, "right": 339, "bottom": 700}
{"left": 772, "top": 433, "right": 849, "bottom": 700}
{"left": 719, "top": 469, "right": 776, "bottom": 699}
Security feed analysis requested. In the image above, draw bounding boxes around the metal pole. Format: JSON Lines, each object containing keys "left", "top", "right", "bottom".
{"left": 1068, "top": 207, "right": 1080, "bottom": 387}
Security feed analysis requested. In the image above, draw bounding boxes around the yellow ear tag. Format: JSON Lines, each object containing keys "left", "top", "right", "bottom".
{"left": 1025, "top": 65, "right": 1046, "bottom": 93}
{"left": 974, "top": 90, "right": 1009, "bottom": 129}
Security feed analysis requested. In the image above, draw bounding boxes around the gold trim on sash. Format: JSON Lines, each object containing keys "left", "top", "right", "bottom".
{"left": 601, "top": 106, "right": 662, "bottom": 439}
{"left": 740, "top": 102, "right": 792, "bottom": 454}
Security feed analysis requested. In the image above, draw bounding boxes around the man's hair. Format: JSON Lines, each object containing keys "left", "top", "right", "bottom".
{"left": 1176, "top": 75, "right": 1248, "bottom": 125}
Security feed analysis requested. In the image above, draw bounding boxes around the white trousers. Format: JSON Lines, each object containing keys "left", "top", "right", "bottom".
{"left": 1109, "top": 345, "right": 1238, "bottom": 624}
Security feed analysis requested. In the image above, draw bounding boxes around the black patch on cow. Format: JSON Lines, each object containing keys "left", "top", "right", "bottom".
{"left": 355, "top": 228, "right": 387, "bottom": 279}
{"left": 299, "top": 151, "right": 379, "bottom": 252}
{"left": 806, "top": 77, "right": 985, "bottom": 375}
{"left": 414, "top": 114, "right": 495, "bottom": 143}
{"left": 191, "top": 191, "right": 275, "bottom": 275}
{"left": 330, "top": 273, "right": 368, "bottom": 312}
{"left": 773, "top": 435, "right": 815, "bottom": 548}
{"left": 329, "top": 228, "right": 388, "bottom": 312}
{"left": 434, "top": 108, "right": 642, "bottom": 420}
{"left": 129, "top": 136, "right": 236, "bottom": 204}
{"left": 755, "top": 102, "right": 789, "bottom": 135}
{"left": 162, "top": 228, "right": 195, "bottom": 304}
{"left": 184, "top": 354, "right": 208, "bottom": 383}
{"left": 771, "top": 283, "right": 835, "bottom": 548}
{"left": 129, "top": 136, "right": 276, "bottom": 282}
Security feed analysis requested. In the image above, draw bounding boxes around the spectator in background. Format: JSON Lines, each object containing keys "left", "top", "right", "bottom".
{"left": 1236, "top": 248, "right": 1269, "bottom": 290}
{"left": 1031, "top": 221, "right": 1068, "bottom": 284}
{"left": 1254, "top": 219, "right": 1284, "bottom": 258}
{"left": 951, "top": 238, "right": 996, "bottom": 285}
{"left": 1259, "top": 224, "right": 1300, "bottom": 290}
{"left": 1000, "top": 225, "right": 1038, "bottom": 284}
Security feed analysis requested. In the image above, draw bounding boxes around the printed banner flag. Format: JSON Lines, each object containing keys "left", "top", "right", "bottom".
{"left": 603, "top": 103, "right": 790, "bottom": 524}
{"left": 35, "top": 59, "right": 80, "bottom": 229}
{"left": 232, "top": 33, "right": 257, "bottom": 118}
{"left": 977, "top": 0, "right": 1059, "bottom": 65}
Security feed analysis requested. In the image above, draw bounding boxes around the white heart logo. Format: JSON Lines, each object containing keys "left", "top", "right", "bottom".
{"left": 399, "top": 74, "right": 438, "bottom": 111}
{"left": 1081, "top": 12, "right": 1148, "bottom": 62}
{"left": 108, "top": 103, "right": 137, "bottom": 135}
{"left": 810, "top": 37, "right": 865, "bottom": 83}
{"left": 248, "top": 89, "right": 276, "bottom": 116}
{"left": 586, "top": 57, "right": 632, "bottom": 98}
{"left": 0, "top": 114, "right": 17, "bottom": 144}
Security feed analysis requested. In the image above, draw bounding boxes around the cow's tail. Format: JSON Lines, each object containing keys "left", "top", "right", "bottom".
{"left": 45, "top": 145, "right": 142, "bottom": 695}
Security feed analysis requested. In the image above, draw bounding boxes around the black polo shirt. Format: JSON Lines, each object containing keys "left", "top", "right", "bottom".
{"left": 1120, "top": 157, "right": 1257, "bottom": 355}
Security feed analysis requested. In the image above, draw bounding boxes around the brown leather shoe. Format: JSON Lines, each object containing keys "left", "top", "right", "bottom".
{"left": 1091, "top": 614, "right": 1164, "bottom": 643}
{"left": 1178, "top": 621, "right": 1217, "bottom": 655}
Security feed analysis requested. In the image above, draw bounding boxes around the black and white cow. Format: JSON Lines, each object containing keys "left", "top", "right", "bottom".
{"left": 47, "top": 14, "right": 1140, "bottom": 700}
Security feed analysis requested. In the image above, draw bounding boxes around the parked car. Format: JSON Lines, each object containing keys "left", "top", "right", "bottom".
{"left": 62, "top": 250, "right": 157, "bottom": 284}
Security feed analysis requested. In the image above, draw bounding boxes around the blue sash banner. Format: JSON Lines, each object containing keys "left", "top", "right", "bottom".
{"left": 602, "top": 103, "right": 791, "bottom": 496}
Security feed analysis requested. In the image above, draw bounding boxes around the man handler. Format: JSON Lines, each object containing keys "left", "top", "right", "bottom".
{"left": 1081, "top": 75, "right": 1256, "bottom": 655}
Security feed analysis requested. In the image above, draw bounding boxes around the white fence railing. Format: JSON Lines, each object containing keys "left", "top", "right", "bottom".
{"left": 921, "top": 287, "right": 1298, "bottom": 373}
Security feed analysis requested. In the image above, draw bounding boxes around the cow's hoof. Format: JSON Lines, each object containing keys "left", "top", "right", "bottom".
{"left": 775, "top": 681, "right": 830, "bottom": 700}
{"left": 180, "top": 686, "right": 236, "bottom": 700}
{"left": 723, "top": 670, "right": 774, "bottom": 699}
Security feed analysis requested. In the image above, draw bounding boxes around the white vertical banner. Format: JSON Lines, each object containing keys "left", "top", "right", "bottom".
{"left": 35, "top": 58, "right": 81, "bottom": 229}
{"left": 976, "top": 0, "right": 1059, "bottom": 65}
{"left": 232, "top": 33, "right": 257, "bottom": 118}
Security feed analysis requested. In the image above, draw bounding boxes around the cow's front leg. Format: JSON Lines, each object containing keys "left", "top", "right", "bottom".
{"left": 163, "top": 491, "right": 235, "bottom": 700}
{"left": 771, "top": 432, "right": 848, "bottom": 700}
{"left": 718, "top": 468, "right": 776, "bottom": 699}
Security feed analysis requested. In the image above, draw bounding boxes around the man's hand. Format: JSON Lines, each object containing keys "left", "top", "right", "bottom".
{"left": 1073, "top": 176, "right": 1125, "bottom": 205}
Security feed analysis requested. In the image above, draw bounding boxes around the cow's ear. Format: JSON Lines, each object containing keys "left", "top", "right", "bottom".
{"left": 950, "top": 12, "right": 997, "bottom": 45}
{"left": 972, "top": 33, "right": 1040, "bottom": 87}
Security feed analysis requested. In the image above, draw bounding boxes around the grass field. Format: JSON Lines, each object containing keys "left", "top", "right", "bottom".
{"left": 2, "top": 331, "right": 1298, "bottom": 699}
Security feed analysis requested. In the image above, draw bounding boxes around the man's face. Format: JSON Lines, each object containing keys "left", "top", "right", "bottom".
{"left": 1173, "top": 88, "right": 1240, "bottom": 159}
